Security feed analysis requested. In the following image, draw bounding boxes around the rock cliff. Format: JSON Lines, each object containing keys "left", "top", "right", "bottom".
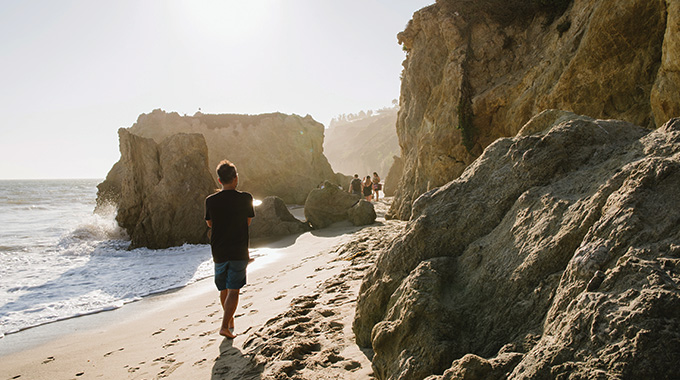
{"left": 389, "top": 0, "right": 680, "bottom": 220}
{"left": 114, "top": 130, "right": 216, "bottom": 249}
{"left": 120, "top": 109, "right": 339, "bottom": 205}
{"left": 354, "top": 115, "right": 680, "bottom": 379}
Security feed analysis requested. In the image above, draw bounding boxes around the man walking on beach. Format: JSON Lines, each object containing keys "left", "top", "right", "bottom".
{"left": 205, "top": 160, "right": 255, "bottom": 338}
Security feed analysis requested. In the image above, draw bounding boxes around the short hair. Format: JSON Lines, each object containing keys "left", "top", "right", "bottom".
{"left": 354, "top": 174, "right": 359, "bottom": 178}
{"left": 217, "top": 160, "right": 237, "bottom": 183}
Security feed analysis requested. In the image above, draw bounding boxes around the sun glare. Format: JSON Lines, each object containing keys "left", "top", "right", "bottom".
{"left": 180, "top": 1, "right": 275, "bottom": 38}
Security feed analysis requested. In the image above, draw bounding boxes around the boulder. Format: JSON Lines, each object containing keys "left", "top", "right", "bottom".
{"left": 304, "top": 181, "right": 361, "bottom": 229}
{"left": 354, "top": 115, "right": 680, "bottom": 379}
{"left": 115, "top": 129, "right": 216, "bottom": 249}
{"left": 249, "top": 196, "right": 310, "bottom": 240}
{"left": 347, "top": 200, "right": 376, "bottom": 226}
{"left": 389, "top": 0, "right": 679, "bottom": 220}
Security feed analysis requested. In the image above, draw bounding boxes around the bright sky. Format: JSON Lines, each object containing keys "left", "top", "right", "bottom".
{"left": 0, "top": 0, "right": 433, "bottom": 179}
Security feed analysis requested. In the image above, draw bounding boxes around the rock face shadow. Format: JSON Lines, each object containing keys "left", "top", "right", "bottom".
{"left": 211, "top": 339, "right": 262, "bottom": 380}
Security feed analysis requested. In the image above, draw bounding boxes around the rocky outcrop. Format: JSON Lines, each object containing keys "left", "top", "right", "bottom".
{"left": 354, "top": 115, "right": 680, "bottom": 379}
{"left": 114, "top": 130, "right": 216, "bottom": 249}
{"left": 324, "top": 107, "right": 399, "bottom": 178}
{"left": 304, "top": 181, "right": 361, "bottom": 229}
{"left": 389, "top": 0, "right": 680, "bottom": 220}
{"left": 382, "top": 156, "right": 403, "bottom": 197}
{"left": 107, "top": 110, "right": 338, "bottom": 205}
{"left": 347, "top": 200, "right": 377, "bottom": 226}
{"left": 249, "top": 196, "right": 310, "bottom": 241}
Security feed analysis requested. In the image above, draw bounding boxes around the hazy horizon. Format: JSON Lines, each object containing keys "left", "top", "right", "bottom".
{"left": 0, "top": 1, "right": 433, "bottom": 180}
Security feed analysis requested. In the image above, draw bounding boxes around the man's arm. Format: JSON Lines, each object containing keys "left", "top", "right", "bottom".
{"left": 247, "top": 217, "right": 252, "bottom": 226}
{"left": 206, "top": 219, "right": 212, "bottom": 228}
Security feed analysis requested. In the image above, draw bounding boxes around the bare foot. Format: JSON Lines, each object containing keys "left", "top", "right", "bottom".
{"left": 219, "top": 328, "right": 237, "bottom": 339}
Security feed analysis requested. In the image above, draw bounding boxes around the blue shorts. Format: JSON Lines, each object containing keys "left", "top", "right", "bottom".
{"left": 214, "top": 261, "right": 248, "bottom": 291}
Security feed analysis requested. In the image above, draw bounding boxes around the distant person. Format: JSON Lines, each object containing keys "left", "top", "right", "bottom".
{"left": 372, "top": 172, "right": 382, "bottom": 201}
{"left": 363, "top": 175, "right": 373, "bottom": 201}
{"left": 349, "top": 174, "right": 362, "bottom": 196}
{"left": 205, "top": 160, "right": 255, "bottom": 339}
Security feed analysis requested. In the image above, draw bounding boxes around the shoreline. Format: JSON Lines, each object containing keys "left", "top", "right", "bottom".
{"left": 0, "top": 204, "right": 400, "bottom": 379}
{"left": 0, "top": 203, "right": 307, "bottom": 350}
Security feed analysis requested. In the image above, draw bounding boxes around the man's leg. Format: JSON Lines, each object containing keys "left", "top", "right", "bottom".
{"left": 219, "top": 290, "right": 235, "bottom": 329}
{"left": 219, "top": 288, "right": 239, "bottom": 338}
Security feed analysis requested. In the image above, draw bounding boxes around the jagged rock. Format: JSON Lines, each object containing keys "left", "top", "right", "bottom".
{"left": 94, "top": 160, "right": 123, "bottom": 213}
{"left": 389, "top": 0, "right": 679, "bottom": 220}
{"left": 354, "top": 115, "right": 680, "bottom": 379}
{"left": 115, "top": 129, "right": 216, "bottom": 249}
{"left": 102, "top": 110, "right": 338, "bottom": 205}
{"left": 304, "top": 181, "right": 361, "bottom": 229}
{"left": 347, "top": 200, "right": 376, "bottom": 226}
{"left": 249, "top": 196, "right": 310, "bottom": 240}
{"left": 382, "top": 156, "right": 403, "bottom": 197}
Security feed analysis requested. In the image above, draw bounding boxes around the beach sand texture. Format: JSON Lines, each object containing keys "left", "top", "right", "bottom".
{"left": 0, "top": 200, "right": 398, "bottom": 380}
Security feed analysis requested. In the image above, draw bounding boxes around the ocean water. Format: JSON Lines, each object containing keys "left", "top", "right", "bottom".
{"left": 0, "top": 179, "right": 218, "bottom": 338}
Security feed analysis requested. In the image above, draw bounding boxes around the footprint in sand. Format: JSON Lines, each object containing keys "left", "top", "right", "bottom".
{"left": 162, "top": 338, "right": 181, "bottom": 348}
{"left": 242, "top": 302, "right": 253, "bottom": 309}
{"left": 344, "top": 360, "right": 362, "bottom": 371}
{"left": 249, "top": 309, "right": 259, "bottom": 315}
{"left": 42, "top": 356, "right": 55, "bottom": 364}
{"left": 152, "top": 328, "right": 165, "bottom": 336}
{"left": 193, "top": 358, "right": 207, "bottom": 366}
{"left": 103, "top": 348, "right": 124, "bottom": 357}
{"left": 274, "top": 293, "right": 286, "bottom": 300}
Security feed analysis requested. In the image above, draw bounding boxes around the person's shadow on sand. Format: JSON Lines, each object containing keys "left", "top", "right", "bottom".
{"left": 211, "top": 339, "right": 262, "bottom": 380}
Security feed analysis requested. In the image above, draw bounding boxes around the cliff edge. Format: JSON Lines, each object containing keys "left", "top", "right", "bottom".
{"left": 389, "top": 0, "right": 679, "bottom": 219}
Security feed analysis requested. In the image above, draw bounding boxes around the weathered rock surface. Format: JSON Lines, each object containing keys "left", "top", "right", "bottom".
{"left": 382, "top": 156, "right": 403, "bottom": 197}
{"left": 354, "top": 116, "right": 680, "bottom": 379}
{"left": 114, "top": 129, "right": 216, "bottom": 249}
{"left": 249, "top": 196, "right": 310, "bottom": 241}
{"left": 389, "top": 0, "right": 680, "bottom": 220}
{"left": 103, "top": 110, "right": 339, "bottom": 205}
{"left": 304, "top": 181, "right": 361, "bottom": 229}
{"left": 347, "top": 200, "right": 377, "bottom": 226}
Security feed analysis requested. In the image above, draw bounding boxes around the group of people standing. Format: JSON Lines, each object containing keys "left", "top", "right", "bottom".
{"left": 350, "top": 172, "right": 381, "bottom": 201}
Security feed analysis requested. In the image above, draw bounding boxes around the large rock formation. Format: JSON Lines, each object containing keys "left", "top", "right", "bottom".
{"left": 324, "top": 107, "right": 400, "bottom": 178}
{"left": 354, "top": 115, "right": 680, "bottom": 379}
{"left": 389, "top": 0, "right": 680, "bottom": 220}
{"left": 115, "top": 110, "right": 339, "bottom": 205}
{"left": 114, "top": 130, "right": 216, "bottom": 249}
{"left": 249, "top": 196, "right": 310, "bottom": 241}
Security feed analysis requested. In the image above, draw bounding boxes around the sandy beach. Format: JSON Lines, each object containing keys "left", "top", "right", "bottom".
{"left": 0, "top": 200, "right": 400, "bottom": 380}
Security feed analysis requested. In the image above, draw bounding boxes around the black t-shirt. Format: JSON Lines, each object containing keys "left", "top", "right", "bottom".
{"left": 205, "top": 190, "right": 255, "bottom": 263}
